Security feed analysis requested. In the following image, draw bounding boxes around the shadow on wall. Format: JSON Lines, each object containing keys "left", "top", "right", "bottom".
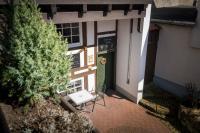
{"left": 154, "top": 76, "right": 187, "bottom": 98}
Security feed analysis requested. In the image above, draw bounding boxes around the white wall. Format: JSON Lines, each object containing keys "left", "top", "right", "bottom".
{"left": 116, "top": 19, "right": 143, "bottom": 102}
{"left": 116, "top": 5, "right": 151, "bottom": 103}
{"left": 137, "top": 4, "right": 151, "bottom": 102}
{"left": 97, "top": 20, "right": 116, "bottom": 32}
{"left": 42, "top": 10, "right": 145, "bottom": 23}
{"left": 155, "top": 24, "right": 200, "bottom": 89}
{"left": 88, "top": 73, "right": 95, "bottom": 92}
{"left": 87, "top": 21, "right": 94, "bottom": 46}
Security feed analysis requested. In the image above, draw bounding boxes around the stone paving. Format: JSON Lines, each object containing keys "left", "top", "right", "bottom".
{"left": 83, "top": 90, "right": 171, "bottom": 133}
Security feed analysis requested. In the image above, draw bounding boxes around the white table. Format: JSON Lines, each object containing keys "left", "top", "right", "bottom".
{"left": 68, "top": 90, "right": 94, "bottom": 106}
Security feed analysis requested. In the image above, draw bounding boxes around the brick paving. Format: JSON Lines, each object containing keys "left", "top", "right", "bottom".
{"left": 83, "top": 90, "right": 171, "bottom": 133}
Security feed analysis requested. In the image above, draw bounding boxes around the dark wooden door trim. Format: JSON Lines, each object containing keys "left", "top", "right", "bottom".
{"left": 82, "top": 22, "right": 88, "bottom": 90}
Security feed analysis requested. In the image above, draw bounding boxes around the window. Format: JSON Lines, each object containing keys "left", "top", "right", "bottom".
{"left": 55, "top": 23, "right": 80, "bottom": 45}
{"left": 98, "top": 36, "right": 115, "bottom": 52}
{"left": 57, "top": 78, "right": 83, "bottom": 94}
{"left": 71, "top": 53, "right": 80, "bottom": 69}
{"left": 68, "top": 79, "right": 82, "bottom": 92}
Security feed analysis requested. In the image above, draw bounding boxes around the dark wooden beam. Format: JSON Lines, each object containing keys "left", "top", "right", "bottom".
{"left": 51, "top": 4, "right": 57, "bottom": 15}
{"left": 78, "top": 11, "right": 83, "bottom": 18}
{"left": 94, "top": 21, "right": 97, "bottom": 90}
{"left": 97, "top": 30, "right": 116, "bottom": 35}
{"left": 137, "top": 18, "right": 142, "bottom": 33}
{"left": 113, "top": 19, "right": 118, "bottom": 89}
{"left": 82, "top": 22, "right": 88, "bottom": 89}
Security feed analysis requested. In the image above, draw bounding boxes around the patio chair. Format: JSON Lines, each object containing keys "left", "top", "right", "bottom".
{"left": 92, "top": 85, "right": 106, "bottom": 112}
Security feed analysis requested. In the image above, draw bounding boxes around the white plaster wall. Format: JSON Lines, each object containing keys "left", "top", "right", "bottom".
{"left": 116, "top": 19, "right": 142, "bottom": 101}
{"left": 42, "top": 10, "right": 145, "bottom": 23}
{"left": 137, "top": 4, "right": 151, "bottom": 102}
{"left": 87, "top": 47, "right": 95, "bottom": 65}
{"left": 116, "top": 5, "right": 151, "bottom": 103}
{"left": 155, "top": 24, "right": 200, "bottom": 88}
{"left": 87, "top": 21, "right": 94, "bottom": 46}
{"left": 88, "top": 74, "right": 95, "bottom": 92}
{"left": 97, "top": 20, "right": 116, "bottom": 32}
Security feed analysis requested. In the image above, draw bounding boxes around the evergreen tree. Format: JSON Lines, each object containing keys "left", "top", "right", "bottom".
{"left": 0, "top": 0, "right": 71, "bottom": 105}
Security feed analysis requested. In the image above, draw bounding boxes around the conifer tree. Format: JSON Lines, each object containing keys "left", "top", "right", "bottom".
{"left": 1, "top": 0, "right": 71, "bottom": 105}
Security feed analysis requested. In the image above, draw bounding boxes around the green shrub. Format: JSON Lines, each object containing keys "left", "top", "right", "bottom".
{"left": 0, "top": 0, "right": 71, "bottom": 105}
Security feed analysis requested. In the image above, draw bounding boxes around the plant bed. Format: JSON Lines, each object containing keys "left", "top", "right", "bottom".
{"left": 140, "top": 83, "right": 186, "bottom": 133}
{"left": 0, "top": 99, "right": 95, "bottom": 133}
{"left": 139, "top": 99, "right": 171, "bottom": 115}
{"left": 140, "top": 83, "right": 180, "bottom": 116}
{"left": 178, "top": 105, "right": 200, "bottom": 133}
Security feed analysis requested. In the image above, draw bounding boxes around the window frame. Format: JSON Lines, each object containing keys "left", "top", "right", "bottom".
{"left": 56, "top": 77, "right": 84, "bottom": 94}
{"left": 56, "top": 22, "right": 83, "bottom": 49}
{"left": 71, "top": 52, "right": 81, "bottom": 69}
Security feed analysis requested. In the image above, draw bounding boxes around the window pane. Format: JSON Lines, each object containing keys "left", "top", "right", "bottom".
{"left": 63, "top": 28, "right": 71, "bottom": 36}
{"left": 72, "top": 36, "right": 80, "bottom": 43}
{"left": 68, "top": 83, "right": 74, "bottom": 88}
{"left": 66, "top": 37, "right": 71, "bottom": 44}
{"left": 71, "top": 23, "right": 79, "bottom": 27}
{"left": 75, "top": 80, "right": 82, "bottom": 87}
{"left": 72, "top": 28, "right": 79, "bottom": 35}
{"left": 57, "top": 29, "right": 62, "bottom": 34}
{"left": 76, "top": 87, "right": 82, "bottom": 91}
{"left": 55, "top": 24, "right": 62, "bottom": 29}
{"left": 71, "top": 53, "right": 80, "bottom": 68}
{"left": 63, "top": 23, "right": 70, "bottom": 28}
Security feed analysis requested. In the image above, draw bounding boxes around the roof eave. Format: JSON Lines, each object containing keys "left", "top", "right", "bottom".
{"left": 151, "top": 19, "right": 196, "bottom": 26}
{"left": 0, "top": 0, "right": 153, "bottom": 5}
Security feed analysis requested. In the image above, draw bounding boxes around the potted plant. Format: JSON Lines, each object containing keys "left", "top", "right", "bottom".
{"left": 178, "top": 82, "right": 200, "bottom": 133}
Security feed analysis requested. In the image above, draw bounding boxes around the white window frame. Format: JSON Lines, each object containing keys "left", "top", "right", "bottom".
{"left": 57, "top": 77, "right": 84, "bottom": 94}
{"left": 66, "top": 49, "right": 84, "bottom": 68}
{"left": 68, "top": 77, "right": 84, "bottom": 91}
{"left": 97, "top": 33, "right": 116, "bottom": 52}
{"left": 56, "top": 22, "right": 83, "bottom": 49}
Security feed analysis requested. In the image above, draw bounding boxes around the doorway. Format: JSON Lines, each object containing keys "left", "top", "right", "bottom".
{"left": 144, "top": 24, "right": 160, "bottom": 85}
{"left": 96, "top": 35, "right": 116, "bottom": 91}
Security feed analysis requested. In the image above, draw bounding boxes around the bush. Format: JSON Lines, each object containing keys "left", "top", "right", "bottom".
{"left": 0, "top": 0, "right": 71, "bottom": 105}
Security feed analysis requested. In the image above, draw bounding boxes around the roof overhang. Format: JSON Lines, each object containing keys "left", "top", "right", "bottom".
{"left": 0, "top": 0, "right": 153, "bottom": 5}
{"left": 151, "top": 19, "right": 196, "bottom": 26}
{"left": 154, "top": 0, "right": 195, "bottom": 8}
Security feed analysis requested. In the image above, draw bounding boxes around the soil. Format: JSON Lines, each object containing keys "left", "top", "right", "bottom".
{"left": 0, "top": 99, "right": 94, "bottom": 133}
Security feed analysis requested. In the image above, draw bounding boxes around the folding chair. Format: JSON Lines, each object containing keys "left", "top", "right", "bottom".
{"left": 92, "top": 84, "right": 106, "bottom": 112}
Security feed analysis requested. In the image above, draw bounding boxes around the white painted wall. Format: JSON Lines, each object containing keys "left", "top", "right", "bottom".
{"left": 87, "top": 21, "right": 95, "bottom": 46}
{"left": 42, "top": 10, "right": 145, "bottom": 23}
{"left": 88, "top": 73, "right": 95, "bottom": 92}
{"left": 116, "top": 19, "right": 142, "bottom": 102}
{"left": 137, "top": 4, "right": 151, "bottom": 102}
{"left": 116, "top": 5, "right": 151, "bottom": 103}
{"left": 87, "top": 47, "right": 95, "bottom": 65}
{"left": 155, "top": 24, "right": 200, "bottom": 88}
{"left": 97, "top": 20, "right": 116, "bottom": 32}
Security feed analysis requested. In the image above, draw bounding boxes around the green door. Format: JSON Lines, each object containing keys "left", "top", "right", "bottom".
{"left": 96, "top": 52, "right": 114, "bottom": 92}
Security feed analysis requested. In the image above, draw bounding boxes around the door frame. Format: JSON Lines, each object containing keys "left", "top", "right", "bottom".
{"left": 96, "top": 33, "right": 117, "bottom": 90}
{"left": 144, "top": 23, "right": 160, "bottom": 85}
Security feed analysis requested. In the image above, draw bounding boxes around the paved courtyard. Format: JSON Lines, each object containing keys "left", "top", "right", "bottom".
{"left": 83, "top": 90, "right": 171, "bottom": 133}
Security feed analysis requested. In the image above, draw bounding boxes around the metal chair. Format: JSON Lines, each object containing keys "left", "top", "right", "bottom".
{"left": 92, "top": 85, "right": 106, "bottom": 112}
